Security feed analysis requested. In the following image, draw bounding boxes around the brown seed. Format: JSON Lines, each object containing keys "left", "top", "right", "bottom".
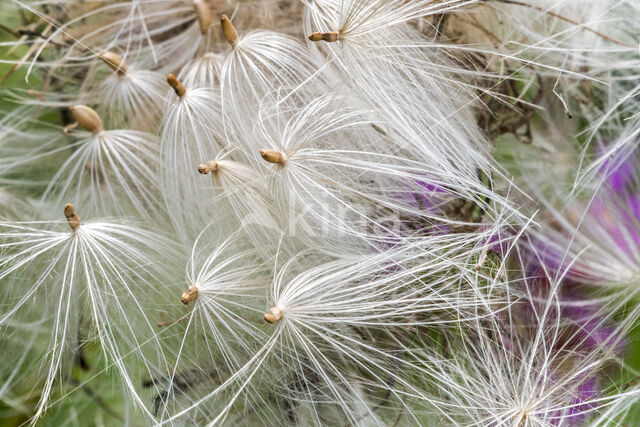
{"left": 263, "top": 306, "right": 282, "bottom": 323}
{"left": 181, "top": 285, "right": 199, "bottom": 305}
{"left": 167, "top": 73, "right": 186, "bottom": 97}
{"left": 193, "top": 0, "right": 212, "bottom": 35}
{"left": 69, "top": 105, "right": 103, "bottom": 134}
{"left": 99, "top": 51, "right": 127, "bottom": 75}
{"left": 64, "top": 204, "right": 81, "bottom": 231}
{"left": 308, "top": 31, "right": 339, "bottom": 43}
{"left": 259, "top": 149, "right": 286, "bottom": 164}
{"left": 197, "top": 161, "right": 219, "bottom": 175}
{"left": 221, "top": 15, "right": 238, "bottom": 46}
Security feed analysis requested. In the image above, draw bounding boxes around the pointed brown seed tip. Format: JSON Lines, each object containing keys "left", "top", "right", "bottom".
{"left": 197, "top": 161, "right": 218, "bottom": 175}
{"left": 221, "top": 15, "right": 238, "bottom": 46}
{"left": 69, "top": 105, "right": 103, "bottom": 134}
{"left": 263, "top": 306, "right": 282, "bottom": 323}
{"left": 308, "top": 32, "right": 338, "bottom": 42}
{"left": 167, "top": 74, "right": 186, "bottom": 97}
{"left": 64, "top": 203, "right": 81, "bottom": 231}
{"left": 193, "top": 0, "right": 212, "bottom": 35}
{"left": 181, "top": 285, "right": 199, "bottom": 305}
{"left": 99, "top": 51, "right": 127, "bottom": 75}
{"left": 259, "top": 149, "right": 286, "bottom": 164}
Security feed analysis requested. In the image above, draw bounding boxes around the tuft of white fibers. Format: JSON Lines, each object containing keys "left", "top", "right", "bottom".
{"left": 409, "top": 255, "right": 640, "bottom": 426}
{"left": 178, "top": 51, "right": 222, "bottom": 89}
{"left": 217, "top": 19, "right": 325, "bottom": 150}
{"left": 196, "top": 154, "right": 285, "bottom": 259}
{"left": 150, "top": 223, "right": 272, "bottom": 422}
{"left": 253, "top": 93, "right": 523, "bottom": 254}
{"left": 302, "top": 0, "right": 503, "bottom": 181}
{"left": 0, "top": 204, "right": 178, "bottom": 422}
{"left": 155, "top": 225, "right": 514, "bottom": 424}
{"left": 95, "top": 51, "right": 168, "bottom": 127}
{"left": 159, "top": 74, "right": 226, "bottom": 241}
{"left": 39, "top": 105, "right": 163, "bottom": 219}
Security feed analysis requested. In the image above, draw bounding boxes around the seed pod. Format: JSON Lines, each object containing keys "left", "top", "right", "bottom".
{"left": 64, "top": 204, "right": 81, "bottom": 231}
{"left": 193, "top": 0, "right": 212, "bottom": 35}
{"left": 259, "top": 149, "right": 286, "bottom": 164}
{"left": 69, "top": 105, "right": 103, "bottom": 134}
{"left": 100, "top": 51, "right": 127, "bottom": 75}
{"left": 221, "top": 15, "right": 238, "bottom": 46}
